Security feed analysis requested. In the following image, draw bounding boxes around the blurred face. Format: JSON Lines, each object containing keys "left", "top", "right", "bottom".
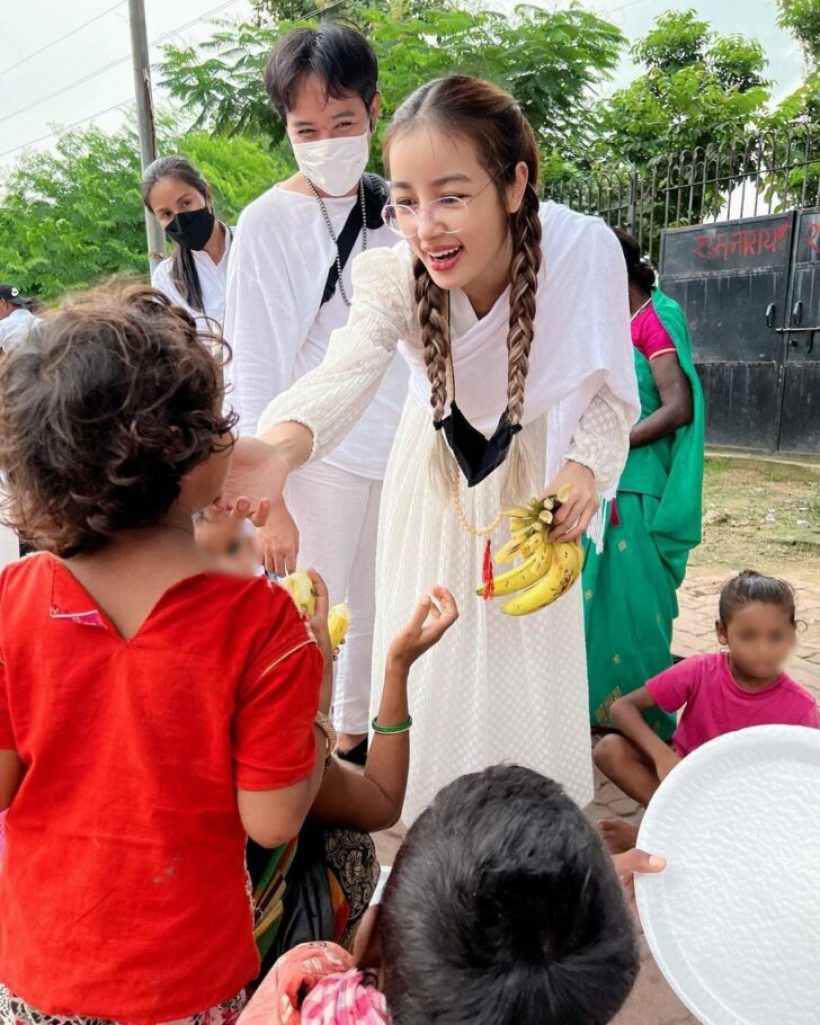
{"left": 717, "top": 602, "right": 796, "bottom": 684}
{"left": 285, "top": 73, "right": 378, "bottom": 143}
{"left": 0, "top": 299, "right": 13, "bottom": 321}
{"left": 147, "top": 176, "right": 209, "bottom": 229}
{"left": 195, "top": 511, "right": 259, "bottom": 577}
{"left": 386, "top": 127, "right": 528, "bottom": 312}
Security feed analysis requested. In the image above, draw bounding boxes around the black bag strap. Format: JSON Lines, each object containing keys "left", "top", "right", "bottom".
{"left": 321, "top": 173, "right": 389, "bottom": 307}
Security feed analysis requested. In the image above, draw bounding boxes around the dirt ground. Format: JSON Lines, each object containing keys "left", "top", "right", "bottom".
{"left": 693, "top": 454, "right": 820, "bottom": 589}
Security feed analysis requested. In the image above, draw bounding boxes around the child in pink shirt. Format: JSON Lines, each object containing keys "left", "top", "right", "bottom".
{"left": 595, "top": 570, "right": 820, "bottom": 852}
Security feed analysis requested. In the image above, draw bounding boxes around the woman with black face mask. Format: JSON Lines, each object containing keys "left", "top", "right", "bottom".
{"left": 141, "top": 156, "right": 231, "bottom": 333}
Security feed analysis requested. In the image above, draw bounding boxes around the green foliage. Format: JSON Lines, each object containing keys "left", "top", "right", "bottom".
{"left": 249, "top": 0, "right": 458, "bottom": 19}
{"left": 592, "top": 12, "right": 770, "bottom": 169}
{"left": 159, "top": 21, "right": 281, "bottom": 141}
{"left": 631, "top": 10, "right": 711, "bottom": 73}
{"left": 0, "top": 124, "right": 285, "bottom": 304}
{"left": 763, "top": 69, "right": 820, "bottom": 209}
{"left": 542, "top": 12, "right": 774, "bottom": 261}
{"left": 158, "top": 4, "right": 625, "bottom": 168}
{"left": 4, "top": 1, "right": 816, "bottom": 306}
{"left": 777, "top": 0, "right": 820, "bottom": 66}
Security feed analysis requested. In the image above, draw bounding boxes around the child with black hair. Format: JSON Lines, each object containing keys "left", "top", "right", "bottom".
{"left": 240, "top": 764, "right": 658, "bottom": 1025}
{"left": 596, "top": 569, "right": 820, "bottom": 853}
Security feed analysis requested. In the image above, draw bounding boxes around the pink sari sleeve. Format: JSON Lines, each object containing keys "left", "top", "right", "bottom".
{"left": 632, "top": 304, "right": 678, "bottom": 361}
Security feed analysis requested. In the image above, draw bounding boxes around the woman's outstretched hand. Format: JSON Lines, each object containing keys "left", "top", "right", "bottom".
{"left": 216, "top": 436, "right": 291, "bottom": 515}
{"left": 261, "top": 500, "right": 300, "bottom": 577}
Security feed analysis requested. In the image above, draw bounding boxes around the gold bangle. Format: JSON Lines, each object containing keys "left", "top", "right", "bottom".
{"left": 315, "top": 711, "right": 337, "bottom": 755}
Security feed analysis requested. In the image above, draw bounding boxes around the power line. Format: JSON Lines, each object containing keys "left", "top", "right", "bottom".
{"left": 608, "top": 0, "right": 653, "bottom": 13}
{"left": 0, "top": 55, "right": 137, "bottom": 127}
{"left": 0, "top": 100, "right": 133, "bottom": 160}
{"left": 0, "top": 1, "right": 128, "bottom": 79}
{"left": 0, "top": 0, "right": 244, "bottom": 128}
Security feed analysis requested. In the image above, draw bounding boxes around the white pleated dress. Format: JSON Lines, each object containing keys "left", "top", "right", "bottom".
{"left": 260, "top": 202, "right": 640, "bottom": 823}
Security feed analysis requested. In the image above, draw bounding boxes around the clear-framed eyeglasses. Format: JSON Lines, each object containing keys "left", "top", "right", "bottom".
{"left": 381, "top": 166, "right": 511, "bottom": 239}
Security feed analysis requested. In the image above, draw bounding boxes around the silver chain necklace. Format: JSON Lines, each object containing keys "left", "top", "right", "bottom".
{"left": 305, "top": 177, "right": 368, "bottom": 308}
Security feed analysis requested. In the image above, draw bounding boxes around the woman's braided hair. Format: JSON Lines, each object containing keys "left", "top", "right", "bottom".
{"left": 384, "top": 76, "right": 543, "bottom": 502}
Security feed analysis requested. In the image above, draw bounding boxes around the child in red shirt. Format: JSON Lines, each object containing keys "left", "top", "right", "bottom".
{"left": 595, "top": 570, "right": 820, "bottom": 853}
{"left": 0, "top": 287, "right": 335, "bottom": 1025}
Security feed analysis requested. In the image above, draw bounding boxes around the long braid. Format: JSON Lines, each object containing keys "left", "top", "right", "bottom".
{"left": 384, "top": 76, "right": 547, "bottom": 508}
{"left": 414, "top": 258, "right": 457, "bottom": 500}
{"left": 501, "top": 183, "right": 543, "bottom": 504}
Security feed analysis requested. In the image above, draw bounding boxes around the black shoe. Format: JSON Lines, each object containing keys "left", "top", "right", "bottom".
{"left": 337, "top": 738, "right": 368, "bottom": 766}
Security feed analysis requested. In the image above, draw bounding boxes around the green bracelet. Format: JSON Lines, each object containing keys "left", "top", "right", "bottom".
{"left": 372, "top": 715, "right": 413, "bottom": 735}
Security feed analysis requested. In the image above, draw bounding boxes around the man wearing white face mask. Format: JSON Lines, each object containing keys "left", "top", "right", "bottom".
{"left": 224, "top": 24, "right": 408, "bottom": 760}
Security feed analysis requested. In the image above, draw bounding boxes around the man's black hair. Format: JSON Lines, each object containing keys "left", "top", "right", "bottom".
{"left": 380, "top": 764, "right": 640, "bottom": 1025}
{"left": 264, "top": 24, "right": 378, "bottom": 121}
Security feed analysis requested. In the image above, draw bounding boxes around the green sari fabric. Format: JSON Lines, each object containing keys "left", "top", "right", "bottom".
{"left": 583, "top": 289, "right": 705, "bottom": 738}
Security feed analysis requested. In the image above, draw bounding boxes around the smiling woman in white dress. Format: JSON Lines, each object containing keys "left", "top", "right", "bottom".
{"left": 141, "top": 156, "right": 232, "bottom": 334}
{"left": 225, "top": 76, "right": 639, "bottom": 823}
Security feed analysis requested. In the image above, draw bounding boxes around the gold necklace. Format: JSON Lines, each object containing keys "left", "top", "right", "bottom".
{"left": 630, "top": 296, "right": 653, "bottom": 322}
{"left": 449, "top": 473, "right": 503, "bottom": 537}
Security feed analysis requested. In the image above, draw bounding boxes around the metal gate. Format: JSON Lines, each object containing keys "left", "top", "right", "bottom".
{"left": 658, "top": 210, "right": 820, "bottom": 454}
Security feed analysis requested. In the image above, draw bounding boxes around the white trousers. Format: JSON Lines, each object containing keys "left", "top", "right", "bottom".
{"left": 286, "top": 459, "right": 382, "bottom": 735}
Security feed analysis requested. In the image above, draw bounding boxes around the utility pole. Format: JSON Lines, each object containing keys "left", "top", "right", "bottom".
{"left": 128, "top": 0, "right": 165, "bottom": 274}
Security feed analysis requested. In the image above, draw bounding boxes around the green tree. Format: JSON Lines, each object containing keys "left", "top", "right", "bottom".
{"left": 542, "top": 12, "right": 773, "bottom": 259}
{"left": 0, "top": 125, "right": 287, "bottom": 303}
{"left": 592, "top": 11, "right": 770, "bottom": 169}
{"left": 158, "top": 4, "right": 625, "bottom": 167}
{"left": 249, "top": 0, "right": 452, "bottom": 20}
{"left": 776, "top": 0, "right": 820, "bottom": 68}
{"left": 754, "top": 2, "right": 820, "bottom": 209}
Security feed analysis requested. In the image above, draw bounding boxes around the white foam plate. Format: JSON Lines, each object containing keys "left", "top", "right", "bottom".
{"left": 636, "top": 725, "right": 820, "bottom": 1025}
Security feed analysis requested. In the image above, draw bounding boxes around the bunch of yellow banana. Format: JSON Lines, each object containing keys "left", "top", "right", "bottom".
{"left": 281, "top": 571, "right": 352, "bottom": 648}
{"left": 475, "top": 487, "right": 584, "bottom": 615}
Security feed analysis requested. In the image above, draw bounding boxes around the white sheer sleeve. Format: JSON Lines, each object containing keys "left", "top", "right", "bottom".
{"left": 564, "top": 384, "right": 633, "bottom": 494}
{"left": 257, "top": 247, "right": 414, "bottom": 462}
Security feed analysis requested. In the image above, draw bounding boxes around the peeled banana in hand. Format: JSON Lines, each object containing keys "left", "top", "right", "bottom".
{"left": 280, "top": 571, "right": 352, "bottom": 648}
{"left": 281, "top": 570, "right": 317, "bottom": 616}
{"left": 475, "top": 487, "right": 583, "bottom": 614}
{"left": 328, "top": 603, "right": 351, "bottom": 650}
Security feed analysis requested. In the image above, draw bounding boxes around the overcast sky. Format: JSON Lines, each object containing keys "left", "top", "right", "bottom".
{"left": 0, "top": 0, "right": 802, "bottom": 172}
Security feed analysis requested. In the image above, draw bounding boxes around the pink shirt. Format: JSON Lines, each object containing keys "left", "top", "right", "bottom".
{"left": 631, "top": 301, "right": 678, "bottom": 361}
{"left": 647, "top": 652, "right": 820, "bottom": 757}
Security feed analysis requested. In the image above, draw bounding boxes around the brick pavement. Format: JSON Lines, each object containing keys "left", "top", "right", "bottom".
{"left": 375, "top": 565, "right": 820, "bottom": 1024}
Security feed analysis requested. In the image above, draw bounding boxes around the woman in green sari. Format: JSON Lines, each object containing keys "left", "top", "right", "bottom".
{"left": 584, "top": 228, "right": 705, "bottom": 740}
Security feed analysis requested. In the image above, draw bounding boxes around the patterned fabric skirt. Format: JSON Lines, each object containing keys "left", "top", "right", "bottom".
{"left": 248, "top": 823, "right": 379, "bottom": 981}
{"left": 0, "top": 984, "right": 245, "bottom": 1025}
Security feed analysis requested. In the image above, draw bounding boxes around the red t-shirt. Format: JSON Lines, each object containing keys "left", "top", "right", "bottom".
{"left": 647, "top": 651, "right": 820, "bottom": 757}
{"left": 0, "top": 553, "right": 322, "bottom": 1023}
